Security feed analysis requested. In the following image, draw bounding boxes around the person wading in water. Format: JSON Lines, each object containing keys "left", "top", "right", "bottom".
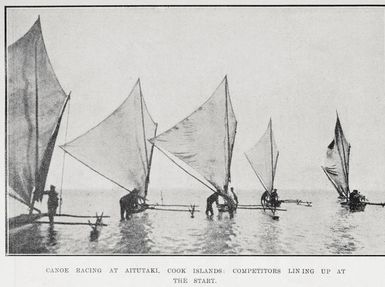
{"left": 230, "top": 187, "right": 239, "bottom": 209}
{"left": 270, "top": 189, "right": 279, "bottom": 207}
{"left": 349, "top": 189, "right": 366, "bottom": 207}
{"left": 120, "top": 189, "right": 140, "bottom": 220}
{"left": 261, "top": 190, "right": 269, "bottom": 210}
{"left": 205, "top": 192, "right": 219, "bottom": 217}
{"left": 40, "top": 185, "right": 59, "bottom": 224}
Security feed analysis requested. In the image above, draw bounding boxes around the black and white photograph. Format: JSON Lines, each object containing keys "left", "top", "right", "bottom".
{"left": 4, "top": 5, "right": 385, "bottom": 258}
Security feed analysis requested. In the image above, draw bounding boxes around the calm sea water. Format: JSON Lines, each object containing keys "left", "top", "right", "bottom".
{"left": 8, "top": 189, "right": 385, "bottom": 255}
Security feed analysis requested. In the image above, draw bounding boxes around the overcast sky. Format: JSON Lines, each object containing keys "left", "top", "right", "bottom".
{"left": 6, "top": 7, "right": 385, "bottom": 196}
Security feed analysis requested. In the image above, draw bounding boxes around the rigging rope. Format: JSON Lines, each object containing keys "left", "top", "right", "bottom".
{"left": 59, "top": 95, "right": 71, "bottom": 215}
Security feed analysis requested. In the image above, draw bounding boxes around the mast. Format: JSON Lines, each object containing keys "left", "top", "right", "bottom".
{"left": 269, "top": 119, "right": 274, "bottom": 193}
{"left": 346, "top": 144, "right": 350, "bottom": 196}
{"left": 336, "top": 114, "right": 350, "bottom": 196}
{"left": 139, "top": 79, "right": 157, "bottom": 197}
{"left": 341, "top": 140, "right": 349, "bottom": 195}
{"left": 273, "top": 151, "right": 279, "bottom": 180}
{"left": 224, "top": 76, "right": 231, "bottom": 192}
{"left": 30, "top": 42, "right": 39, "bottom": 214}
{"left": 145, "top": 124, "right": 158, "bottom": 197}
{"left": 145, "top": 124, "right": 157, "bottom": 196}
{"left": 59, "top": 94, "right": 71, "bottom": 215}
{"left": 139, "top": 79, "right": 149, "bottom": 172}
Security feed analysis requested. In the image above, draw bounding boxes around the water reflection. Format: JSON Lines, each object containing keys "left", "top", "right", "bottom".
{"left": 46, "top": 225, "right": 58, "bottom": 246}
{"left": 9, "top": 224, "right": 48, "bottom": 254}
{"left": 326, "top": 207, "right": 361, "bottom": 254}
{"left": 8, "top": 190, "right": 385, "bottom": 254}
{"left": 115, "top": 213, "right": 152, "bottom": 253}
{"left": 257, "top": 215, "right": 283, "bottom": 254}
{"left": 90, "top": 229, "right": 100, "bottom": 242}
{"left": 201, "top": 216, "right": 237, "bottom": 254}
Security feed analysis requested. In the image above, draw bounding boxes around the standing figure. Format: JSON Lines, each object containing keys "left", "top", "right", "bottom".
{"left": 349, "top": 189, "right": 364, "bottom": 205}
{"left": 119, "top": 189, "right": 139, "bottom": 220}
{"left": 270, "top": 189, "right": 279, "bottom": 207}
{"left": 205, "top": 193, "right": 219, "bottom": 217}
{"left": 261, "top": 190, "right": 269, "bottom": 210}
{"left": 230, "top": 187, "right": 239, "bottom": 208}
{"left": 43, "top": 185, "right": 59, "bottom": 224}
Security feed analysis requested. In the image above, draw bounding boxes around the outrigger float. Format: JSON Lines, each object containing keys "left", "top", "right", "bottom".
{"left": 322, "top": 114, "right": 385, "bottom": 211}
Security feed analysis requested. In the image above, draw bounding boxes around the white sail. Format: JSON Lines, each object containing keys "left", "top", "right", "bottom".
{"left": 8, "top": 17, "right": 69, "bottom": 208}
{"left": 245, "top": 119, "right": 279, "bottom": 193}
{"left": 149, "top": 77, "right": 237, "bottom": 193}
{"left": 61, "top": 80, "right": 157, "bottom": 198}
{"left": 322, "top": 115, "right": 350, "bottom": 198}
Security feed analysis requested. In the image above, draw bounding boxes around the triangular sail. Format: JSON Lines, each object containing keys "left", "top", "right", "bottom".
{"left": 245, "top": 119, "right": 279, "bottom": 193}
{"left": 149, "top": 77, "right": 237, "bottom": 194}
{"left": 61, "top": 80, "right": 157, "bottom": 198}
{"left": 7, "top": 17, "right": 68, "bottom": 207}
{"left": 322, "top": 115, "right": 350, "bottom": 199}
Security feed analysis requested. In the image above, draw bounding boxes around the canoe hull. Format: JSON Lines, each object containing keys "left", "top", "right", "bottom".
{"left": 271, "top": 215, "right": 279, "bottom": 220}
{"left": 340, "top": 201, "right": 366, "bottom": 212}
{"left": 8, "top": 214, "right": 43, "bottom": 229}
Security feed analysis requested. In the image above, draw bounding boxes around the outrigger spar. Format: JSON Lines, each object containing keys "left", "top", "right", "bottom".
{"left": 7, "top": 17, "right": 70, "bottom": 227}
{"left": 61, "top": 79, "right": 157, "bottom": 214}
{"left": 149, "top": 76, "right": 238, "bottom": 214}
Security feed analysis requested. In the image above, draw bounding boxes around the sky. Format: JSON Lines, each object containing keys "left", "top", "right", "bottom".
{"left": 6, "top": 7, "right": 385, "bottom": 196}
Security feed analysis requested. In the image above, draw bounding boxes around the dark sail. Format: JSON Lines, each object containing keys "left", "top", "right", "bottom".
{"left": 8, "top": 17, "right": 68, "bottom": 207}
{"left": 322, "top": 115, "right": 351, "bottom": 199}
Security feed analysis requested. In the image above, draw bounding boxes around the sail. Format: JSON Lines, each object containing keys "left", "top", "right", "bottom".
{"left": 322, "top": 115, "right": 350, "bottom": 198}
{"left": 7, "top": 17, "right": 68, "bottom": 206}
{"left": 149, "top": 77, "right": 237, "bottom": 193}
{"left": 61, "top": 80, "right": 157, "bottom": 198}
{"left": 245, "top": 119, "right": 279, "bottom": 193}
